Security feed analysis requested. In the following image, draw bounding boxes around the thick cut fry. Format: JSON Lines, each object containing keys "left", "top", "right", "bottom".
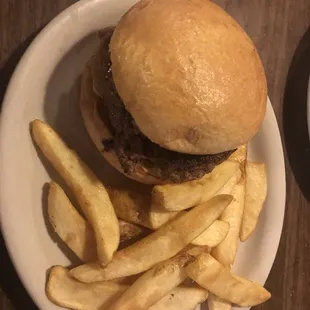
{"left": 32, "top": 120, "right": 119, "bottom": 265}
{"left": 191, "top": 220, "right": 229, "bottom": 247}
{"left": 47, "top": 267, "right": 207, "bottom": 310}
{"left": 70, "top": 195, "right": 233, "bottom": 282}
{"left": 240, "top": 162, "right": 267, "bottom": 241}
{"left": 186, "top": 253, "right": 271, "bottom": 307}
{"left": 152, "top": 161, "right": 239, "bottom": 211}
{"left": 209, "top": 180, "right": 245, "bottom": 310}
{"left": 212, "top": 180, "right": 245, "bottom": 266}
{"left": 217, "top": 169, "right": 242, "bottom": 195}
{"left": 208, "top": 294, "right": 232, "bottom": 310}
{"left": 228, "top": 144, "right": 248, "bottom": 164}
{"left": 108, "top": 246, "right": 207, "bottom": 310}
{"left": 210, "top": 175, "right": 245, "bottom": 310}
{"left": 107, "top": 185, "right": 179, "bottom": 229}
{"left": 48, "top": 182, "right": 148, "bottom": 262}
{"left": 48, "top": 182, "right": 97, "bottom": 262}
{"left": 149, "top": 286, "right": 208, "bottom": 310}
{"left": 48, "top": 181, "right": 227, "bottom": 261}
{"left": 46, "top": 266, "right": 127, "bottom": 310}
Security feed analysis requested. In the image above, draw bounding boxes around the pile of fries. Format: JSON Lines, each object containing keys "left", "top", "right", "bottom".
{"left": 32, "top": 120, "right": 270, "bottom": 310}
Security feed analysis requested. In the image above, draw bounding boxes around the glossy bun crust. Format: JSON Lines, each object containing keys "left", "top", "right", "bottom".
{"left": 110, "top": 0, "right": 267, "bottom": 154}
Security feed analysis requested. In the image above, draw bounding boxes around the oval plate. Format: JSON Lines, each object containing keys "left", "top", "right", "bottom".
{"left": 0, "top": 1, "right": 286, "bottom": 309}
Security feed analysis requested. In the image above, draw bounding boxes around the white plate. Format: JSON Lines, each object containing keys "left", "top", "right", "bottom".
{"left": 0, "top": 0, "right": 286, "bottom": 309}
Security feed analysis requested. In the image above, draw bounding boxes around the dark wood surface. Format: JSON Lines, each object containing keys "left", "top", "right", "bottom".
{"left": 1, "top": 0, "right": 310, "bottom": 309}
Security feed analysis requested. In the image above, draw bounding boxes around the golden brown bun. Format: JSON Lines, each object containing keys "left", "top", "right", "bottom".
{"left": 80, "top": 63, "right": 166, "bottom": 184}
{"left": 110, "top": 0, "right": 267, "bottom": 155}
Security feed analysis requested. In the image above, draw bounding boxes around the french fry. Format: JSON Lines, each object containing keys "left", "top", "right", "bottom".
{"left": 48, "top": 182, "right": 148, "bottom": 262}
{"left": 46, "top": 266, "right": 127, "bottom": 310}
{"left": 149, "top": 286, "right": 208, "bottom": 310}
{"left": 48, "top": 182, "right": 97, "bottom": 262}
{"left": 47, "top": 266, "right": 207, "bottom": 310}
{"left": 152, "top": 161, "right": 239, "bottom": 211}
{"left": 70, "top": 195, "right": 233, "bottom": 282}
{"left": 208, "top": 294, "right": 232, "bottom": 310}
{"left": 240, "top": 162, "right": 267, "bottom": 241}
{"left": 49, "top": 181, "right": 228, "bottom": 261}
{"left": 212, "top": 180, "right": 245, "bottom": 266}
{"left": 36, "top": 120, "right": 269, "bottom": 309}
{"left": 204, "top": 166, "right": 242, "bottom": 310}
{"left": 191, "top": 220, "right": 229, "bottom": 247}
{"left": 107, "top": 185, "right": 179, "bottom": 229}
{"left": 32, "top": 120, "right": 119, "bottom": 265}
{"left": 186, "top": 253, "right": 271, "bottom": 307}
{"left": 217, "top": 168, "right": 242, "bottom": 195}
{"left": 209, "top": 179, "right": 245, "bottom": 310}
{"left": 108, "top": 246, "right": 207, "bottom": 310}
{"left": 228, "top": 144, "right": 248, "bottom": 164}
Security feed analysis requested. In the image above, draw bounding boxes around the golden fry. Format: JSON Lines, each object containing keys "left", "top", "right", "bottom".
{"left": 47, "top": 266, "right": 207, "bottom": 310}
{"left": 48, "top": 182, "right": 97, "bottom": 262}
{"left": 32, "top": 120, "right": 119, "bottom": 265}
{"left": 149, "top": 286, "right": 208, "bottom": 310}
{"left": 240, "top": 162, "right": 267, "bottom": 241}
{"left": 152, "top": 161, "right": 239, "bottom": 211}
{"left": 107, "top": 184, "right": 179, "bottom": 229}
{"left": 228, "top": 144, "right": 248, "bottom": 164}
{"left": 212, "top": 180, "right": 245, "bottom": 266}
{"left": 46, "top": 266, "right": 127, "bottom": 310}
{"left": 186, "top": 253, "right": 271, "bottom": 307}
{"left": 71, "top": 195, "right": 232, "bottom": 282}
{"left": 191, "top": 220, "right": 229, "bottom": 247}
{"left": 108, "top": 246, "right": 207, "bottom": 310}
{"left": 48, "top": 182, "right": 148, "bottom": 262}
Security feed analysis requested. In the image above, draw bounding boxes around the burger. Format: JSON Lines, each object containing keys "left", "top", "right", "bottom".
{"left": 80, "top": 0, "right": 267, "bottom": 185}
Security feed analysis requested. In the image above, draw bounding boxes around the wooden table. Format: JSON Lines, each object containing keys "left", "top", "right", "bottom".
{"left": 1, "top": 0, "right": 310, "bottom": 309}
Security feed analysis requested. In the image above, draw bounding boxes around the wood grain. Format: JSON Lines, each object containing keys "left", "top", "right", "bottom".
{"left": 1, "top": 0, "right": 310, "bottom": 309}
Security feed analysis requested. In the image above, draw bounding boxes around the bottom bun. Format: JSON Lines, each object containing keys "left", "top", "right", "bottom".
{"left": 80, "top": 63, "right": 166, "bottom": 185}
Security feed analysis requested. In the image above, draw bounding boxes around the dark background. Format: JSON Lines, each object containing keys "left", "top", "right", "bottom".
{"left": 1, "top": 0, "right": 310, "bottom": 309}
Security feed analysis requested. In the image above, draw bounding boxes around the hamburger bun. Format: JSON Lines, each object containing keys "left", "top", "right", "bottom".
{"left": 110, "top": 0, "right": 267, "bottom": 155}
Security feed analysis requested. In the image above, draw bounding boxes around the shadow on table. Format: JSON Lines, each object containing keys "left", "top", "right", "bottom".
{"left": 0, "top": 30, "right": 41, "bottom": 310}
{"left": 0, "top": 234, "right": 38, "bottom": 310}
{"left": 0, "top": 29, "right": 41, "bottom": 109}
{"left": 283, "top": 26, "right": 310, "bottom": 202}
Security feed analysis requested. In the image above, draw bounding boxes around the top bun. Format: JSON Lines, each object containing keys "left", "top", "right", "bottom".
{"left": 110, "top": 0, "right": 267, "bottom": 155}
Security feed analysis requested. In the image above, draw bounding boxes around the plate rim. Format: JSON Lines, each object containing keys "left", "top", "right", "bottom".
{"left": 0, "top": 1, "right": 286, "bottom": 309}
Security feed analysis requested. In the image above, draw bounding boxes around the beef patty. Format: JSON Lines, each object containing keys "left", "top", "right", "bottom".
{"left": 90, "top": 28, "right": 233, "bottom": 183}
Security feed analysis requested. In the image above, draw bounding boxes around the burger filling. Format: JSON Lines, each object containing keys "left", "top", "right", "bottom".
{"left": 90, "top": 28, "right": 233, "bottom": 183}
